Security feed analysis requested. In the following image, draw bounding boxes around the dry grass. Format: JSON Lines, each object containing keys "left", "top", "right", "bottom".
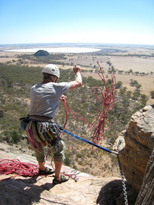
{"left": 110, "top": 56, "right": 154, "bottom": 73}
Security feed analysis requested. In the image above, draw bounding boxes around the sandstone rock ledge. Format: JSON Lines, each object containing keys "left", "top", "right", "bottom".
{"left": 0, "top": 142, "right": 119, "bottom": 205}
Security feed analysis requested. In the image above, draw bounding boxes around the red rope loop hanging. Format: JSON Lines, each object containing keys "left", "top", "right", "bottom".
{"left": 62, "top": 62, "right": 116, "bottom": 145}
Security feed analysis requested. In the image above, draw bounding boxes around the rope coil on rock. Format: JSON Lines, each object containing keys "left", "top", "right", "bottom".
{"left": 0, "top": 159, "right": 38, "bottom": 178}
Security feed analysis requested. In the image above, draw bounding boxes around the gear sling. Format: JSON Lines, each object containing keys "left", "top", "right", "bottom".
{"left": 20, "top": 117, "right": 63, "bottom": 152}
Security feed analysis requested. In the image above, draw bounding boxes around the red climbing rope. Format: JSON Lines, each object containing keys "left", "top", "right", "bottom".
{"left": 62, "top": 62, "right": 116, "bottom": 145}
{"left": 0, "top": 158, "right": 78, "bottom": 181}
{"left": 0, "top": 159, "right": 38, "bottom": 178}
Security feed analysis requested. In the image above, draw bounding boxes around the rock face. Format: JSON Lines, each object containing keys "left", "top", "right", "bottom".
{"left": 119, "top": 105, "right": 154, "bottom": 193}
{"left": 97, "top": 105, "right": 154, "bottom": 205}
{"left": 135, "top": 148, "right": 154, "bottom": 205}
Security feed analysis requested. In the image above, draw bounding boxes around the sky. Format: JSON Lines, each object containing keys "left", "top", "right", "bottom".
{"left": 0, "top": 0, "right": 154, "bottom": 45}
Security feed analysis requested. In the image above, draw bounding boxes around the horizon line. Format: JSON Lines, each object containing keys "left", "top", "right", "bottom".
{"left": 0, "top": 42, "right": 154, "bottom": 47}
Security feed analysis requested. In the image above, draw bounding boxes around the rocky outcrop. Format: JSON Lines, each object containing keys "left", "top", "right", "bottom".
{"left": 119, "top": 105, "right": 154, "bottom": 193}
{"left": 135, "top": 148, "right": 154, "bottom": 205}
{"left": 97, "top": 105, "right": 154, "bottom": 205}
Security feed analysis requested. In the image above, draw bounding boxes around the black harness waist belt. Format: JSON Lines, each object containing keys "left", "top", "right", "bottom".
{"left": 29, "top": 115, "right": 53, "bottom": 122}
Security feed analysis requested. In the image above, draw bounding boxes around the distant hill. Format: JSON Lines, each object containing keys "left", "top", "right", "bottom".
{"left": 34, "top": 50, "right": 49, "bottom": 57}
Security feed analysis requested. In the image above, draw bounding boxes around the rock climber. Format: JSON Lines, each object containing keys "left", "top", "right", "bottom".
{"left": 26, "top": 64, "right": 82, "bottom": 184}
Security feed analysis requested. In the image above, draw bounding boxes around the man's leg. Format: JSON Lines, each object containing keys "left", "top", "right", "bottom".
{"left": 54, "top": 160, "right": 62, "bottom": 180}
{"left": 27, "top": 121, "right": 54, "bottom": 174}
{"left": 38, "top": 161, "right": 46, "bottom": 170}
{"left": 52, "top": 140, "right": 69, "bottom": 184}
{"left": 29, "top": 121, "right": 46, "bottom": 170}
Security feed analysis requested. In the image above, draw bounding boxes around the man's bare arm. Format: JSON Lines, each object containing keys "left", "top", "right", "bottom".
{"left": 69, "top": 65, "right": 82, "bottom": 90}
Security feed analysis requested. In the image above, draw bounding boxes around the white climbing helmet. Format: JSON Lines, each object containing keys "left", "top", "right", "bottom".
{"left": 42, "top": 64, "right": 60, "bottom": 78}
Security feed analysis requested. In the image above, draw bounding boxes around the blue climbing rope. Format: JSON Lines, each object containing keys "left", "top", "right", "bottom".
{"left": 63, "top": 129, "right": 117, "bottom": 155}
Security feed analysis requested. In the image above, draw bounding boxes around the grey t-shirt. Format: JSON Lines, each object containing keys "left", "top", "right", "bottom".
{"left": 28, "top": 82, "right": 70, "bottom": 118}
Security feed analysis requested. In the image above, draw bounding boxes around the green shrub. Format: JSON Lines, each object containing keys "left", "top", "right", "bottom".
{"left": 64, "top": 153, "right": 71, "bottom": 166}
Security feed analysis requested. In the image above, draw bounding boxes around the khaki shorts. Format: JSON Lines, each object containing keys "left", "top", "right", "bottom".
{"left": 26, "top": 121, "right": 65, "bottom": 162}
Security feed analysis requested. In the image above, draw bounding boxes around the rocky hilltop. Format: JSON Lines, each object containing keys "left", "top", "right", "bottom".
{"left": 0, "top": 105, "right": 154, "bottom": 205}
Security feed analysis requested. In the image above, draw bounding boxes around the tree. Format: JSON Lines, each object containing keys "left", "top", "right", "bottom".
{"left": 134, "top": 71, "right": 139, "bottom": 75}
{"left": 107, "top": 61, "right": 111, "bottom": 66}
{"left": 132, "top": 91, "right": 140, "bottom": 100}
{"left": 128, "top": 69, "right": 133, "bottom": 74}
{"left": 119, "top": 87, "right": 127, "bottom": 95}
{"left": 127, "top": 91, "right": 132, "bottom": 98}
{"left": 130, "top": 79, "right": 138, "bottom": 87}
{"left": 150, "top": 90, "right": 154, "bottom": 99}
{"left": 118, "top": 70, "right": 124, "bottom": 74}
{"left": 135, "top": 84, "right": 142, "bottom": 92}
{"left": 11, "top": 131, "right": 22, "bottom": 144}
{"left": 140, "top": 94, "right": 148, "bottom": 106}
{"left": 116, "top": 81, "right": 123, "bottom": 89}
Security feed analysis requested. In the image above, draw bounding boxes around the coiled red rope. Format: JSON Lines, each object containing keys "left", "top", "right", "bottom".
{"left": 0, "top": 159, "right": 38, "bottom": 178}
{"left": 62, "top": 62, "right": 116, "bottom": 145}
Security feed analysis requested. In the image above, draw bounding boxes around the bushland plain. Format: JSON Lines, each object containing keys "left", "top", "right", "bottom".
{"left": 1, "top": 44, "right": 154, "bottom": 105}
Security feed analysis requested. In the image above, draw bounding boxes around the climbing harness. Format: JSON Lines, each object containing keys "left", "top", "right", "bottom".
{"left": 26, "top": 120, "right": 63, "bottom": 152}
{"left": 117, "top": 140, "right": 128, "bottom": 205}
{"left": 38, "top": 121, "right": 63, "bottom": 149}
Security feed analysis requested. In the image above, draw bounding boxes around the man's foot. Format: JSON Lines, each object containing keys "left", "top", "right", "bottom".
{"left": 53, "top": 174, "right": 69, "bottom": 185}
{"left": 39, "top": 167, "right": 55, "bottom": 175}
